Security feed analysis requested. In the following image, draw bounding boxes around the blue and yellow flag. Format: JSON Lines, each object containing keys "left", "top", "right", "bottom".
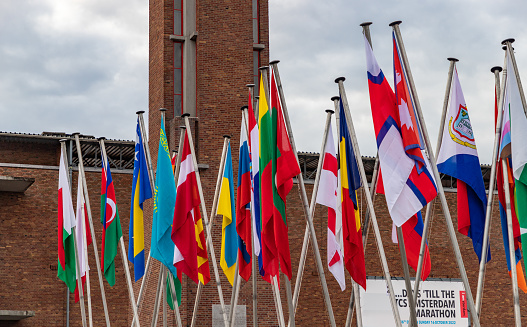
{"left": 128, "top": 119, "right": 153, "bottom": 281}
{"left": 217, "top": 142, "right": 238, "bottom": 285}
{"left": 151, "top": 116, "right": 179, "bottom": 279}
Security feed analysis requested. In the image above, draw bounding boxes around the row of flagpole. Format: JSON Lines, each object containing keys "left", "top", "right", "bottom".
{"left": 57, "top": 21, "right": 527, "bottom": 327}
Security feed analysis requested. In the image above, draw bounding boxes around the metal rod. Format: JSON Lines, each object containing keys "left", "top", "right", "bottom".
{"left": 412, "top": 58, "right": 458, "bottom": 307}
{"left": 336, "top": 78, "right": 402, "bottom": 327}
{"left": 290, "top": 109, "right": 334, "bottom": 319}
{"left": 272, "top": 275, "right": 286, "bottom": 327}
{"left": 268, "top": 62, "right": 337, "bottom": 327}
{"left": 390, "top": 20, "right": 480, "bottom": 327}
{"left": 184, "top": 127, "right": 229, "bottom": 327}
{"left": 397, "top": 227, "right": 418, "bottom": 327}
{"left": 151, "top": 266, "right": 164, "bottom": 327}
{"left": 72, "top": 134, "right": 111, "bottom": 327}
{"left": 229, "top": 260, "right": 241, "bottom": 327}
{"left": 501, "top": 158, "right": 522, "bottom": 326}
{"left": 167, "top": 268, "right": 184, "bottom": 327}
{"left": 163, "top": 268, "right": 167, "bottom": 327}
{"left": 100, "top": 138, "right": 141, "bottom": 327}
{"left": 475, "top": 65, "right": 504, "bottom": 314}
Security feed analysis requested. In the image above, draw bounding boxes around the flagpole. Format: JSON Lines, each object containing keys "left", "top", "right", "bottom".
{"left": 268, "top": 62, "right": 337, "bottom": 327}
{"left": 245, "top": 84, "right": 259, "bottom": 327}
{"left": 501, "top": 158, "right": 522, "bottom": 326}
{"left": 60, "top": 140, "right": 88, "bottom": 327}
{"left": 390, "top": 20, "right": 480, "bottom": 327}
{"left": 72, "top": 133, "right": 111, "bottom": 327}
{"left": 503, "top": 38, "right": 525, "bottom": 326}
{"left": 412, "top": 58, "right": 458, "bottom": 308}
{"left": 228, "top": 256, "right": 240, "bottom": 327}
{"left": 167, "top": 269, "right": 184, "bottom": 327}
{"left": 133, "top": 110, "right": 156, "bottom": 323}
{"left": 335, "top": 78, "right": 403, "bottom": 327}
{"left": 80, "top": 182, "right": 94, "bottom": 327}
{"left": 475, "top": 65, "right": 504, "bottom": 314}
{"left": 290, "top": 108, "right": 334, "bottom": 320}
{"left": 150, "top": 264, "right": 165, "bottom": 326}
{"left": 183, "top": 128, "right": 230, "bottom": 327}
{"left": 99, "top": 138, "right": 141, "bottom": 327}
{"left": 396, "top": 227, "right": 418, "bottom": 327}
{"left": 163, "top": 267, "right": 168, "bottom": 327}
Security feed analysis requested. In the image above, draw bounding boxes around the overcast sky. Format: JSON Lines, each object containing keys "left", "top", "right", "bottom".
{"left": 1, "top": 1, "right": 527, "bottom": 164}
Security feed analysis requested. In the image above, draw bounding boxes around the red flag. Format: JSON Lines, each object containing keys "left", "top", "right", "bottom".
{"left": 171, "top": 131, "right": 210, "bottom": 285}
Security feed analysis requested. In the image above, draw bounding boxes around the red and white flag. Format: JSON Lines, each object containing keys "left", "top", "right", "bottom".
{"left": 74, "top": 176, "right": 92, "bottom": 302}
{"left": 316, "top": 121, "right": 345, "bottom": 290}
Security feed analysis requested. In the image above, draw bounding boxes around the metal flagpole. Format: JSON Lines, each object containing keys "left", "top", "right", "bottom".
{"left": 390, "top": 20, "right": 480, "bottom": 327}
{"left": 99, "top": 138, "right": 141, "bottom": 327}
{"left": 503, "top": 38, "right": 526, "bottom": 326}
{"left": 150, "top": 265, "right": 164, "bottom": 326}
{"left": 167, "top": 269, "right": 184, "bottom": 327}
{"left": 290, "top": 109, "right": 334, "bottom": 320}
{"left": 336, "top": 78, "right": 402, "bottom": 327}
{"left": 267, "top": 62, "right": 336, "bottom": 327}
{"left": 133, "top": 110, "right": 156, "bottom": 324}
{"left": 501, "top": 157, "right": 522, "bottom": 326}
{"left": 228, "top": 259, "right": 240, "bottom": 327}
{"left": 244, "top": 84, "right": 259, "bottom": 327}
{"left": 396, "top": 227, "right": 418, "bottom": 327}
{"left": 184, "top": 129, "right": 230, "bottom": 327}
{"left": 258, "top": 66, "right": 290, "bottom": 327}
{"left": 474, "top": 65, "right": 503, "bottom": 314}
{"left": 412, "top": 58, "right": 458, "bottom": 307}
{"left": 72, "top": 133, "right": 111, "bottom": 327}
{"left": 272, "top": 276, "right": 286, "bottom": 327}
{"left": 60, "top": 140, "right": 88, "bottom": 327}
{"left": 79, "top": 177, "right": 93, "bottom": 327}
{"left": 163, "top": 269, "right": 167, "bottom": 327}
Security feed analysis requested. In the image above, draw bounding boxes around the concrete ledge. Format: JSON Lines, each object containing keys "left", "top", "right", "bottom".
{"left": 0, "top": 310, "right": 35, "bottom": 320}
{"left": 0, "top": 176, "right": 35, "bottom": 192}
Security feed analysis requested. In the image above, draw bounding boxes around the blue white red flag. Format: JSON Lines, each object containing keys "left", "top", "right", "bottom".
{"left": 436, "top": 68, "right": 488, "bottom": 262}
{"left": 364, "top": 34, "right": 437, "bottom": 227}
{"left": 237, "top": 113, "right": 252, "bottom": 281}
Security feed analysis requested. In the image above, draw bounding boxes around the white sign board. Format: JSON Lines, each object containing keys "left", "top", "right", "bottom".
{"left": 359, "top": 278, "right": 468, "bottom": 326}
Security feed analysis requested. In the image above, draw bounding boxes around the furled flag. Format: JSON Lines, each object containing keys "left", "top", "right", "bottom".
{"left": 495, "top": 71, "right": 527, "bottom": 293}
{"left": 339, "top": 100, "right": 366, "bottom": 290}
{"left": 100, "top": 154, "right": 123, "bottom": 286}
{"left": 172, "top": 131, "right": 210, "bottom": 285}
{"left": 58, "top": 147, "right": 77, "bottom": 292}
{"left": 151, "top": 115, "right": 180, "bottom": 281}
{"left": 74, "top": 175, "right": 92, "bottom": 303}
{"left": 436, "top": 68, "right": 488, "bottom": 262}
{"left": 506, "top": 52, "right": 527, "bottom": 263}
{"left": 129, "top": 119, "right": 153, "bottom": 281}
{"left": 316, "top": 120, "right": 346, "bottom": 290}
{"left": 270, "top": 68, "right": 300, "bottom": 280}
{"left": 364, "top": 34, "right": 437, "bottom": 227}
{"left": 166, "top": 273, "right": 182, "bottom": 309}
{"left": 236, "top": 113, "right": 252, "bottom": 281}
{"left": 259, "top": 73, "right": 279, "bottom": 280}
{"left": 248, "top": 92, "right": 267, "bottom": 281}
{"left": 218, "top": 142, "right": 238, "bottom": 286}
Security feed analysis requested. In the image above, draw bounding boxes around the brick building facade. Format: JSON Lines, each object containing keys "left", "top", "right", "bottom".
{"left": 1, "top": 0, "right": 527, "bottom": 326}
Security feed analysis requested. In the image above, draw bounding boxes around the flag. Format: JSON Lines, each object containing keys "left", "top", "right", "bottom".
{"left": 58, "top": 147, "right": 77, "bottom": 292}
{"left": 74, "top": 175, "right": 92, "bottom": 302}
{"left": 248, "top": 92, "right": 266, "bottom": 281}
{"left": 392, "top": 211, "right": 432, "bottom": 281}
{"left": 218, "top": 142, "right": 238, "bottom": 286}
{"left": 364, "top": 34, "right": 437, "bottom": 227}
{"left": 316, "top": 120, "right": 345, "bottom": 290}
{"left": 339, "top": 99, "right": 366, "bottom": 290}
{"left": 506, "top": 52, "right": 527, "bottom": 263}
{"left": 172, "top": 131, "right": 210, "bottom": 285}
{"left": 129, "top": 119, "right": 153, "bottom": 281}
{"left": 236, "top": 113, "right": 252, "bottom": 282}
{"left": 436, "top": 68, "right": 488, "bottom": 262}
{"left": 100, "top": 155, "right": 123, "bottom": 287}
{"left": 259, "top": 73, "right": 279, "bottom": 280}
{"left": 151, "top": 116, "right": 179, "bottom": 279}
{"left": 270, "top": 68, "right": 300, "bottom": 280}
